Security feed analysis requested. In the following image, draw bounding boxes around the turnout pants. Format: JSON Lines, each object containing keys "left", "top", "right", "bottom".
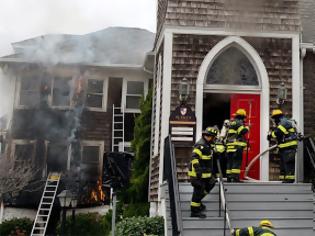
{"left": 226, "top": 148, "right": 243, "bottom": 181}
{"left": 279, "top": 148, "right": 296, "bottom": 183}
{"left": 213, "top": 154, "right": 227, "bottom": 178}
{"left": 190, "top": 178, "right": 216, "bottom": 213}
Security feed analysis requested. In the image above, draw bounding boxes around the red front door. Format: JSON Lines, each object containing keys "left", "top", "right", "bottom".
{"left": 230, "top": 94, "right": 261, "bottom": 180}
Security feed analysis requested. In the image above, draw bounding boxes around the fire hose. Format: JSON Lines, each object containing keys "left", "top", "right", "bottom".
{"left": 244, "top": 134, "right": 307, "bottom": 181}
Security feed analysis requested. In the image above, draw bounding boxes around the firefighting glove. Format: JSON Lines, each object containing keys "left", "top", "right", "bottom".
{"left": 297, "top": 133, "right": 304, "bottom": 141}
{"left": 193, "top": 163, "right": 202, "bottom": 178}
{"left": 267, "top": 131, "right": 272, "bottom": 141}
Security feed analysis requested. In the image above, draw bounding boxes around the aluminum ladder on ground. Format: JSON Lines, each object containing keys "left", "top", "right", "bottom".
{"left": 30, "top": 172, "right": 61, "bottom": 236}
{"left": 112, "top": 105, "right": 125, "bottom": 152}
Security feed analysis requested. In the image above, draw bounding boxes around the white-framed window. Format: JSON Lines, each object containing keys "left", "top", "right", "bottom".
{"left": 51, "top": 76, "right": 72, "bottom": 108}
{"left": 122, "top": 79, "right": 147, "bottom": 113}
{"left": 80, "top": 141, "right": 104, "bottom": 182}
{"left": 86, "top": 78, "right": 108, "bottom": 111}
{"left": 11, "top": 140, "right": 36, "bottom": 169}
{"left": 17, "top": 76, "right": 40, "bottom": 108}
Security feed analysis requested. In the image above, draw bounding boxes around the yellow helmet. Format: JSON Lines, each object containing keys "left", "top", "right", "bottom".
{"left": 259, "top": 220, "right": 274, "bottom": 228}
{"left": 235, "top": 109, "right": 247, "bottom": 117}
{"left": 271, "top": 109, "right": 283, "bottom": 118}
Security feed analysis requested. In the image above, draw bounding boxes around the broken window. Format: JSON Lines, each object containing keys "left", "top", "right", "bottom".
{"left": 13, "top": 142, "right": 35, "bottom": 168}
{"left": 52, "top": 77, "right": 71, "bottom": 106}
{"left": 47, "top": 144, "right": 68, "bottom": 173}
{"left": 81, "top": 145, "right": 100, "bottom": 182}
{"left": 19, "top": 76, "right": 40, "bottom": 107}
{"left": 86, "top": 79, "right": 104, "bottom": 108}
{"left": 125, "top": 81, "right": 144, "bottom": 110}
{"left": 206, "top": 47, "right": 259, "bottom": 86}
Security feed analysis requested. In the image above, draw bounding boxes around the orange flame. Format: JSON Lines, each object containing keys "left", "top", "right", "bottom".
{"left": 89, "top": 177, "right": 106, "bottom": 203}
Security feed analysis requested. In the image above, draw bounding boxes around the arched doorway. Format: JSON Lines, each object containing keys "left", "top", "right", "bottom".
{"left": 196, "top": 36, "right": 270, "bottom": 181}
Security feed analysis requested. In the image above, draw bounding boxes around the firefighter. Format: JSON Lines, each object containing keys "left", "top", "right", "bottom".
{"left": 188, "top": 127, "right": 217, "bottom": 218}
{"left": 226, "top": 109, "right": 249, "bottom": 182}
{"left": 212, "top": 127, "right": 226, "bottom": 178}
{"left": 231, "top": 220, "right": 277, "bottom": 236}
{"left": 267, "top": 109, "right": 298, "bottom": 183}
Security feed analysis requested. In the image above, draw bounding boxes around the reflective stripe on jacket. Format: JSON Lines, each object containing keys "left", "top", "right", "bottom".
{"left": 188, "top": 137, "right": 214, "bottom": 178}
{"left": 271, "top": 117, "right": 298, "bottom": 149}
{"left": 235, "top": 226, "right": 276, "bottom": 236}
{"left": 226, "top": 118, "right": 249, "bottom": 151}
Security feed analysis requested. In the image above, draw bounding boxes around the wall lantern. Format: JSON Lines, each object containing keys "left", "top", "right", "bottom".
{"left": 276, "top": 82, "right": 287, "bottom": 105}
{"left": 58, "top": 190, "right": 73, "bottom": 208}
{"left": 179, "top": 77, "right": 190, "bottom": 103}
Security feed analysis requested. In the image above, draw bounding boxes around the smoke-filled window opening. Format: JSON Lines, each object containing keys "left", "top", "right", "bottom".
{"left": 80, "top": 142, "right": 103, "bottom": 183}
{"left": 19, "top": 76, "right": 40, "bottom": 107}
{"left": 206, "top": 46, "right": 259, "bottom": 86}
{"left": 86, "top": 79, "right": 105, "bottom": 109}
{"left": 46, "top": 143, "right": 69, "bottom": 173}
{"left": 123, "top": 80, "right": 145, "bottom": 112}
{"left": 51, "top": 76, "right": 71, "bottom": 107}
{"left": 11, "top": 140, "right": 36, "bottom": 169}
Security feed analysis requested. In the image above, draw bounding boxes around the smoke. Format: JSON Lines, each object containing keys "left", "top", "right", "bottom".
{"left": 16, "top": 27, "right": 154, "bottom": 66}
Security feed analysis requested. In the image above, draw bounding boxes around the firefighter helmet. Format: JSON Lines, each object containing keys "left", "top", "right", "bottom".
{"left": 271, "top": 109, "right": 283, "bottom": 118}
{"left": 202, "top": 127, "right": 218, "bottom": 137}
{"left": 259, "top": 220, "right": 274, "bottom": 228}
{"left": 234, "top": 108, "right": 247, "bottom": 117}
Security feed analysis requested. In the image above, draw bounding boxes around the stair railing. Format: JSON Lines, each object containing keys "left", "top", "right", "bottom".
{"left": 216, "top": 159, "right": 233, "bottom": 236}
{"left": 163, "top": 136, "right": 183, "bottom": 236}
{"left": 304, "top": 137, "right": 315, "bottom": 190}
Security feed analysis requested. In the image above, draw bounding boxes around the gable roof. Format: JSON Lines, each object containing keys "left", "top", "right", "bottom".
{"left": 2, "top": 27, "right": 155, "bottom": 66}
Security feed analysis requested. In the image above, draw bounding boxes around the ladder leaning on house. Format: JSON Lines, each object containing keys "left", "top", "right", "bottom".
{"left": 112, "top": 105, "right": 125, "bottom": 152}
{"left": 30, "top": 172, "right": 61, "bottom": 236}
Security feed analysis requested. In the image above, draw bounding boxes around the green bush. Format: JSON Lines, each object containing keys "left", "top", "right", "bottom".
{"left": 56, "top": 212, "right": 112, "bottom": 236}
{"left": 115, "top": 216, "right": 164, "bottom": 236}
{"left": 122, "top": 203, "right": 149, "bottom": 218}
{"left": 0, "top": 217, "right": 33, "bottom": 236}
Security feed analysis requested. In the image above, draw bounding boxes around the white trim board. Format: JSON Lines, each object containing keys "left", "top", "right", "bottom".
{"left": 154, "top": 24, "right": 299, "bottom": 53}
{"left": 158, "top": 31, "right": 173, "bottom": 201}
{"left": 195, "top": 36, "right": 270, "bottom": 181}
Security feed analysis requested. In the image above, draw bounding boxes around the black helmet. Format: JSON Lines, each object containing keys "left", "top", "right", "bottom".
{"left": 202, "top": 127, "right": 218, "bottom": 137}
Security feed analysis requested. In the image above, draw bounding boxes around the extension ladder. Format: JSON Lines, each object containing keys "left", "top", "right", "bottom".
{"left": 30, "top": 172, "right": 61, "bottom": 236}
{"left": 112, "top": 105, "right": 125, "bottom": 152}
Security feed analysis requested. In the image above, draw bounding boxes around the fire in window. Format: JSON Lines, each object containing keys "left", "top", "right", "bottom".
{"left": 81, "top": 145, "right": 100, "bottom": 182}
{"left": 126, "top": 81, "right": 144, "bottom": 110}
{"left": 52, "top": 77, "right": 71, "bottom": 106}
{"left": 19, "top": 76, "right": 40, "bottom": 107}
{"left": 86, "top": 79, "right": 104, "bottom": 108}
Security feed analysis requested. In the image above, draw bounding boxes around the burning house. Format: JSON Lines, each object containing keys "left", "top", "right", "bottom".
{"left": 149, "top": 0, "right": 315, "bottom": 224}
{"left": 0, "top": 27, "right": 154, "bottom": 220}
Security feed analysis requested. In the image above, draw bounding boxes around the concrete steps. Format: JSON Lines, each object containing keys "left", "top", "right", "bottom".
{"left": 175, "top": 182, "right": 315, "bottom": 236}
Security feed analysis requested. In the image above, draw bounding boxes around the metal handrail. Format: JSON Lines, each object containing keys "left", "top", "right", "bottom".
{"left": 216, "top": 159, "right": 233, "bottom": 235}
{"left": 305, "top": 137, "right": 315, "bottom": 173}
{"left": 163, "top": 136, "right": 183, "bottom": 235}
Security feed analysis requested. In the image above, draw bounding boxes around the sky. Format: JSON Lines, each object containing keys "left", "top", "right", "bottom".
{"left": 0, "top": 0, "right": 157, "bottom": 57}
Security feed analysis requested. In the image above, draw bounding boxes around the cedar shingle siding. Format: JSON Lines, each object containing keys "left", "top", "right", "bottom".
{"left": 158, "top": 0, "right": 300, "bottom": 33}
{"left": 150, "top": 43, "right": 164, "bottom": 201}
{"left": 171, "top": 35, "right": 293, "bottom": 114}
